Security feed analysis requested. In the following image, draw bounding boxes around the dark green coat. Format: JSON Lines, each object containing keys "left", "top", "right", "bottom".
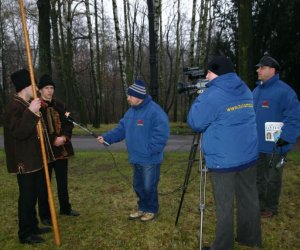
{"left": 4, "top": 95, "right": 44, "bottom": 174}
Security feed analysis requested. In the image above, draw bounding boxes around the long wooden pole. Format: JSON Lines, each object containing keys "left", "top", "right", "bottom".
{"left": 18, "top": 0, "right": 61, "bottom": 246}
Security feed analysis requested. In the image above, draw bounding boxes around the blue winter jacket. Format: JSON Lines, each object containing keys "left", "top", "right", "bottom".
{"left": 253, "top": 74, "right": 300, "bottom": 154}
{"left": 188, "top": 73, "right": 258, "bottom": 172}
{"left": 103, "top": 96, "right": 170, "bottom": 164}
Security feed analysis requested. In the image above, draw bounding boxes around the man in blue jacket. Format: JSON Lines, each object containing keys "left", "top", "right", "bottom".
{"left": 253, "top": 54, "right": 300, "bottom": 218}
{"left": 97, "top": 80, "right": 169, "bottom": 222}
{"left": 188, "top": 56, "right": 262, "bottom": 250}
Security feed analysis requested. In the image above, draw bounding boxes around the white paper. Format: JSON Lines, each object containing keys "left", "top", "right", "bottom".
{"left": 265, "top": 122, "right": 284, "bottom": 142}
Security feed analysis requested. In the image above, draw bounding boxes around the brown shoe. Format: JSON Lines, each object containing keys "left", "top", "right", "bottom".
{"left": 128, "top": 211, "right": 144, "bottom": 220}
{"left": 260, "top": 211, "right": 274, "bottom": 218}
{"left": 140, "top": 212, "right": 155, "bottom": 222}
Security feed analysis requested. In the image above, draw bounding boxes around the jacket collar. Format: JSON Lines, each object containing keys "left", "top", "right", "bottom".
{"left": 256, "top": 74, "right": 279, "bottom": 87}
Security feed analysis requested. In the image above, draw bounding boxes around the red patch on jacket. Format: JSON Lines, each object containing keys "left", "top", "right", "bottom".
{"left": 262, "top": 100, "right": 269, "bottom": 108}
{"left": 137, "top": 119, "right": 144, "bottom": 126}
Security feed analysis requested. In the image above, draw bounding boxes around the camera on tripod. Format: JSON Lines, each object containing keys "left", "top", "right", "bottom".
{"left": 177, "top": 67, "right": 209, "bottom": 95}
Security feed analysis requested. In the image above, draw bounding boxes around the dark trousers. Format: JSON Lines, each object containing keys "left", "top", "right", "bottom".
{"left": 17, "top": 169, "right": 43, "bottom": 241}
{"left": 38, "top": 159, "right": 71, "bottom": 220}
{"left": 210, "top": 166, "right": 262, "bottom": 250}
{"left": 256, "top": 153, "right": 284, "bottom": 213}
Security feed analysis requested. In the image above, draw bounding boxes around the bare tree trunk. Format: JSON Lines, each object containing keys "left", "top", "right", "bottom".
{"left": 136, "top": 13, "right": 145, "bottom": 78}
{"left": 147, "top": 0, "right": 159, "bottom": 101}
{"left": 37, "top": 0, "right": 51, "bottom": 76}
{"left": 0, "top": 0, "right": 5, "bottom": 123}
{"left": 112, "top": 0, "right": 128, "bottom": 96}
{"left": 164, "top": 17, "right": 176, "bottom": 114}
{"left": 206, "top": 0, "right": 214, "bottom": 63}
{"left": 158, "top": 0, "right": 165, "bottom": 107}
{"left": 100, "top": 0, "right": 109, "bottom": 123}
{"left": 238, "top": 0, "right": 254, "bottom": 88}
{"left": 199, "top": 0, "right": 209, "bottom": 67}
{"left": 94, "top": 0, "right": 103, "bottom": 126}
{"left": 85, "top": 0, "right": 101, "bottom": 127}
{"left": 130, "top": 2, "right": 138, "bottom": 81}
{"left": 50, "top": 0, "right": 64, "bottom": 97}
{"left": 123, "top": 0, "right": 134, "bottom": 85}
{"left": 188, "top": 0, "right": 197, "bottom": 66}
{"left": 195, "top": 0, "right": 209, "bottom": 67}
{"left": 60, "top": 0, "right": 86, "bottom": 122}
{"left": 172, "top": 0, "right": 181, "bottom": 122}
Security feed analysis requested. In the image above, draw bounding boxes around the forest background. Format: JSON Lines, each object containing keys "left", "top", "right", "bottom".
{"left": 0, "top": 0, "right": 299, "bottom": 127}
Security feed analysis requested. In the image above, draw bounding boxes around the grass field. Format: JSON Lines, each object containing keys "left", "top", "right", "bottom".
{"left": 0, "top": 150, "right": 299, "bottom": 250}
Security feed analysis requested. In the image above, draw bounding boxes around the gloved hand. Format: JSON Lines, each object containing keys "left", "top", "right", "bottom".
{"left": 276, "top": 138, "right": 289, "bottom": 147}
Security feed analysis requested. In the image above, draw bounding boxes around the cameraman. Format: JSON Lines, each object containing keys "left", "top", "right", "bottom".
{"left": 188, "top": 56, "right": 262, "bottom": 250}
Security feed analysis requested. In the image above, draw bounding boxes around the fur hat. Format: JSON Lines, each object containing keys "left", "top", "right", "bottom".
{"left": 10, "top": 69, "right": 31, "bottom": 93}
{"left": 38, "top": 74, "right": 56, "bottom": 89}
{"left": 208, "top": 56, "right": 235, "bottom": 76}
{"left": 127, "top": 80, "right": 147, "bottom": 99}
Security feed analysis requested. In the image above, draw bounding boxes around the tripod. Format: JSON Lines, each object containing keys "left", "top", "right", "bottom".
{"left": 175, "top": 132, "right": 208, "bottom": 250}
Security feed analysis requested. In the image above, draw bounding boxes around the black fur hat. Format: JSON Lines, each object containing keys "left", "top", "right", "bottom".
{"left": 10, "top": 69, "right": 31, "bottom": 93}
{"left": 38, "top": 74, "right": 56, "bottom": 89}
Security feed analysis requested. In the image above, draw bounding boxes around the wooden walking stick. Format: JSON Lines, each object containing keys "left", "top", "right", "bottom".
{"left": 18, "top": 0, "right": 61, "bottom": 246}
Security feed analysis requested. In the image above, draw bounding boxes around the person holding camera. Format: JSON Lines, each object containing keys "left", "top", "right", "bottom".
{"left": 253, "top": 54, "right": 300, "bottom": 218}
{"left": 97, "top": 80, "right": 169, "bottom": 222}
{"left": 188, "top": 56, "right": 262, "bottom": 250}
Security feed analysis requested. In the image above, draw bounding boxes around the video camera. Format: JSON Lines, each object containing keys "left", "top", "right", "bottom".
{"left": 177, "top": 67, "right": 208, "bottom": 95}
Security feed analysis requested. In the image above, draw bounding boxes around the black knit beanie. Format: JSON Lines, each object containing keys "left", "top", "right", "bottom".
{"left": 207, "top": 56, "right": 235, "bottom": 76}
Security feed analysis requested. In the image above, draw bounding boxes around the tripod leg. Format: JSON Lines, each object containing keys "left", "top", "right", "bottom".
{"left": 199, "top": 146, "right": 207, "bottom": 250}
{"left": 175, "top": 133, "right": 201, "bottom": 225}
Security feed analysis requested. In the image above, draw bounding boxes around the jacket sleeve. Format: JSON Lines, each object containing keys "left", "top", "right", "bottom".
{"left": 280, "top": 92, "right": 300, "bottom": 144}
{"left": 187, "top": 94, "right": 216, "bottom": 133}
{"left": 103, "top": 118, "right": 126, "bottom": 144}
{"left": 4, "top": 106, "right": 40, "bottom": 140}
{"left": 148, "top": 109, "right": 170, "bottom": 154}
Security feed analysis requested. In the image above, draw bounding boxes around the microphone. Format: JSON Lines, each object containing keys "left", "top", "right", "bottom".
{"left": 65, "top": 112, "right": 75, "bottom": 123}
{"left": 64, "top": 112, "right": 110, "bottom": 146}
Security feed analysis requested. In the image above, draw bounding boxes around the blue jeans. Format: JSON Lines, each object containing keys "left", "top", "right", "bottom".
{"left": 132, "top": 163, "right": 160, "bottom": 213}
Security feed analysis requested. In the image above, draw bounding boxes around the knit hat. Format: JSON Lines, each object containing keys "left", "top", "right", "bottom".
{"left": 207, "top": 56, "right": 235, "bottom": 76}
{"left": 10, "top": 69, "right": 31, "bottom": 93}
{"left": 38, "top": 74, "right": 56, "bottom": 89}
{"left": 256, "top": 55, "right": 280, "bottom": 70}
{"left": 127, "top": 80, "right": 147, "bottom": 99}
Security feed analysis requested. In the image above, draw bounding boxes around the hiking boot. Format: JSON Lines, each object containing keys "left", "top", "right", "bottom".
{"left": 128, "top": 210, "right": 144, "bottom": 220}
{"left": 140, "top": 212, "right": 155, "bottom": 222}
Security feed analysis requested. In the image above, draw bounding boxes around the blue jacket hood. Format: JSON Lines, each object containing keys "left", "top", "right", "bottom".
{"left": 208, "top": 73, "right": 248, "bottom": 96}
{"left": 188, "top": 73, "right": 258, "bottom": 171}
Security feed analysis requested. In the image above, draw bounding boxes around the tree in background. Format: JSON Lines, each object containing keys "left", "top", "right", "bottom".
{"left": 37, "top": 0, "right": 51, "bottom": 76}
{"left": 237, "top": 0, "right": 254, "bottom": 88}
{"left": 1, "top": 0, "right": 300, "bottom": 126}
{"left": 253, "top": 0, "right": 300, "bottom": 95}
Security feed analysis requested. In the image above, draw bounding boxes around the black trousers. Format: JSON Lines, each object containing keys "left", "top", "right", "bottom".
{"left": 256, "top": 153, "right": 284, "bottom": 213}
{"left": 210, "top": 165, "right": 262, "bottom": 250}
{"left": 17, "top": 169, "right": 43, "bottom": 240}
{"left": 38, "top": 159, "right": 71, "bottom": 220}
